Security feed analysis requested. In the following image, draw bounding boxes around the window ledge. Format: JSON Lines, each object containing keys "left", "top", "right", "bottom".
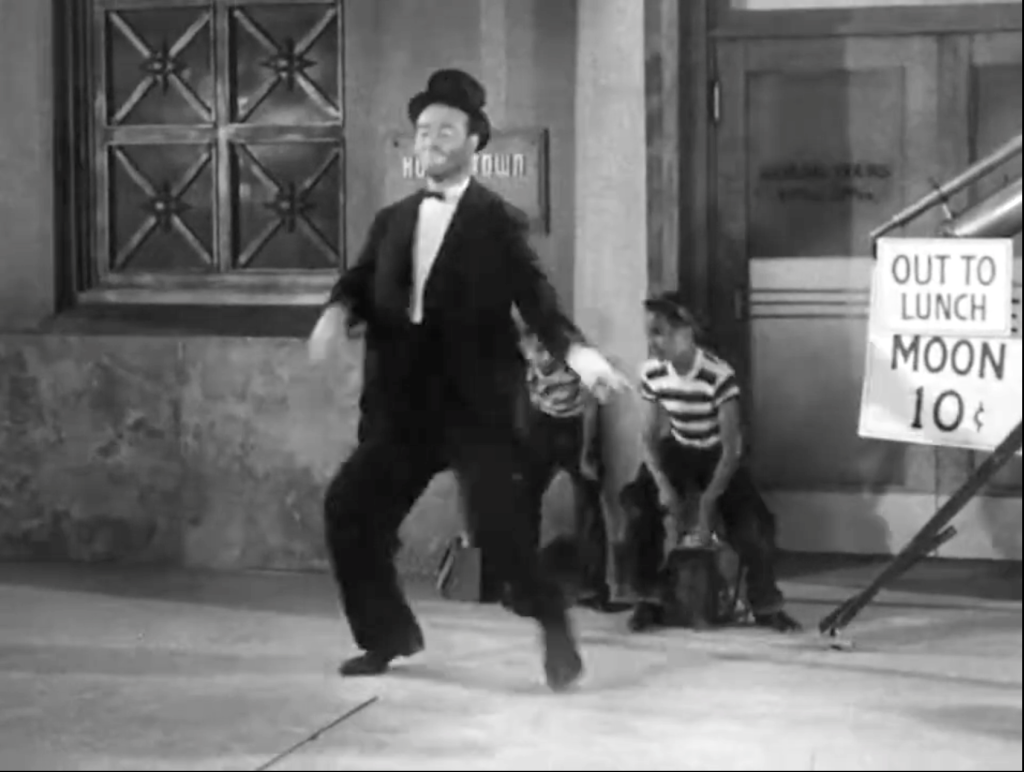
{"left": 75, "top": 273, "right": 337, "bottom": 307}
{"left": 38, "top": 303, "right": 324, "bottom": 339}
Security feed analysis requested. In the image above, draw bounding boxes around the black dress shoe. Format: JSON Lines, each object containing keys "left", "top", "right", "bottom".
{"left": 339, "top": 651, "right": 396, "bottom": 677}
{"left": 575, "top": 585, "right": 606, "bottom": 609}
{"left": 754, "top": 610, "right": 802, "bottom": 633}
{"left": 339, "top": 630, "right": 425, "bottom": 677}
{"left": 542, "top": 620, "right": 584, "bottom": 692}
{"left": 577, "top": 587, "right": 630, "bottom": 614}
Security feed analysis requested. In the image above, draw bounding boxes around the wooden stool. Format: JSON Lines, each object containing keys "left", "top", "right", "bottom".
{"left": 659, "top": 542, "right": 748, "bottom": 629}
{"left": 660, "top": 546, "right": 722, "bottom": 629}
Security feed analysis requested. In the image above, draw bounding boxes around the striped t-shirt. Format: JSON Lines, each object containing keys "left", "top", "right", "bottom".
{"left": 639, "top": 348, "right": 740, "bottom": 449}
{"left": 526, "top": 356, "right": 587, "bottom": 418}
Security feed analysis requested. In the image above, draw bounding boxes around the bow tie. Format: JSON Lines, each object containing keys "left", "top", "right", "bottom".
{"left": 423, "top": 190, "right": 445, "bottom": 201}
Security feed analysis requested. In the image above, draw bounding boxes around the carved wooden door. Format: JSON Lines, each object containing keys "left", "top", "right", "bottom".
{"left": 93, "top": 0, "right": 344, "bottom": 296}
{"left": 713, "top": 36, "right": 946, "bottom": 554}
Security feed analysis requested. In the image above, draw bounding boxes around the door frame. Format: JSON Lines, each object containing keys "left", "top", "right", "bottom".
{"left": 709, "top": 0, "right": 1021, "bottom": 39}
{"left": 704, "top": 19, "right": 1022, "bottom": 559}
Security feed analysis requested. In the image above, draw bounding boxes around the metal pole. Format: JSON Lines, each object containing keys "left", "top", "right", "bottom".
{"left": 940, "top": 177, "right": 1022, "bottom": 239}
{"left": 869, "top": 134, "right": 1023, "bottom": 240}
{"left": 818, "top": 421, "right": 1023, "bottom": 638}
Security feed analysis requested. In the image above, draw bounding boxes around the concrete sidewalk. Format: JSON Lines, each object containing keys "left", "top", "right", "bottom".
{"left": 0, "top": 562, "right": 1020, "bottom": 770}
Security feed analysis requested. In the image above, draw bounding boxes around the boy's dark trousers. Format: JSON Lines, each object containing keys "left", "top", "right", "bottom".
{"left": 622, "top": 439, "right": 784, "bottom": 616}
{"left": 522, "top": 408, "right": 609, "bottom": 600}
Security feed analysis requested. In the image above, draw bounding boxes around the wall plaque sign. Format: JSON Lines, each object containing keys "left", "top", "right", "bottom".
{"left": 383, "top": 127, "right": 550, "bottom": 232}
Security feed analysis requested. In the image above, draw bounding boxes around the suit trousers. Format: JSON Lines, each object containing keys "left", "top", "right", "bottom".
{"left": 324, "top": 410, "right": 568, "bottom": 656}
{"left": 522, "top": 409, "right": 608, "bottom": 595}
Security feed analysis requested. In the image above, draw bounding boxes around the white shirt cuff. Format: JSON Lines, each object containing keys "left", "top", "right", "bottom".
{"left": 566, "top": 344, "right": 613, "bottom": 388}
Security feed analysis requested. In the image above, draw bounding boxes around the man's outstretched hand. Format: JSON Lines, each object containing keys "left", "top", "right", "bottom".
{"left": 309, "top": 305, "right": 363, "bottom": 362}
{"left": 566, "top": 345, "right": 633, "bottom": 402}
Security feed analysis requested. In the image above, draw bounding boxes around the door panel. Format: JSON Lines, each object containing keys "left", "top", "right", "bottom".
{"left": 747, "top": 67, "right": 904, "bottom": 259}
{"left": 108, "top": 142, "right": 216, "bottom": 273}
{"left": 218, "top": 1, "right": 344, "bottom": 274}
{"left": 715, "top": 36, "right": 951, "bottom": 555}
{"left": 716, "top": 36, "right": 942, "bottom": 494}
{"left": 228, "top": 139, "right": 343, "bottom": 270}
{"left": 95, "top": 2, "right": 217, "bottom": 278}
{"left": 92, "top": 0, "right": 345, "bottom": 285}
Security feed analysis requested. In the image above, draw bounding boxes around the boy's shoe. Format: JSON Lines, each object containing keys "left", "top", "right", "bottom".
{"left": 678, "top": 530, "right": 718, "bottom": 551}
{"left": 627, "top": 601, "right": 664, "bottom": 632}
{"left": 753, "top": 609, "right": 803, "bottom": 633}
{"left": 577, "top": 585, "right": 631, "bottom": 613}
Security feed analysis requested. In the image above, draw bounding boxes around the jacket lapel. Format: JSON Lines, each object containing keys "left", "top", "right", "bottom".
{"left": 374, "top": 181, "right": 488, "bottom": 322}
{"left": 374, "top": 191, "right": 424, "bottom": 320}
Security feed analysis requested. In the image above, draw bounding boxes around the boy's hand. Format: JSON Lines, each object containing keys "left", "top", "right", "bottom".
{"left": 658, "top": 486, "right": 684, "bottom": 519}
{"left": 566, "top": 345, "right": 632, "bottom": 402}
{"left": 579, "top": 452, "right": 600, "bottom": 482}
{"left": 344, "top": 314, "right": 366, "bottom": 339}
{"left": 696, "top": 494, "right": 719, "bottom": 535}
{"left": 310, "top": 305, "right": 364, "bottom": 362}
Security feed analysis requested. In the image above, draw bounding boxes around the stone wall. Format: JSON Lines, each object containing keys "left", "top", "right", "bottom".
{"left": 0, "top": 336, "right": 399, "bottom": 573}
{"left": 0, "top": 334, "right": 582, "bottom": 574}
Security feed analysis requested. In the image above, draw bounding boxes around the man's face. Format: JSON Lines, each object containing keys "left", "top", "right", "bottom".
{"left": 645, "top": 311, "right": 695, "bottom": 362}
{"left": 414, "top": 103, "right": 477, "bottom": 181}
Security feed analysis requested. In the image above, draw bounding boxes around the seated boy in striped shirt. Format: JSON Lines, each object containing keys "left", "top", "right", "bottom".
{"left": 623, "top": 291, "right": 800, "bottom": 633}
{"left": 519, "top": 327, "right": 613, "bottom": 610}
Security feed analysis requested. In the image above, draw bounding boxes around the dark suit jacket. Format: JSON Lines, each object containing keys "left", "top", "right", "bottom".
{"left": 329, "top": 179, "right": 582, "bottom": 439}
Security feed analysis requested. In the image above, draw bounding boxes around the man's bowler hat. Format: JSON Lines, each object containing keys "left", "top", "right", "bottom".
{"left": 408, "top": 68, "right": 491, "bottom": 151}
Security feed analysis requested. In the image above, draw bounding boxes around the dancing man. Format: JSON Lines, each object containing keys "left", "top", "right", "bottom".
{"left": 308, "top": 69, "right": 627, "bottom": 691}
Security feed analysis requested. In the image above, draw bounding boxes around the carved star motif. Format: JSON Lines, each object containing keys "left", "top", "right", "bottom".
{"left": 140, "top": 41, "right": 184, "bottom": 92}
{"left": 263, "top": 182, "right": 314, "bottom": 232}
{"left": 260, "top": 38, "right": 315, "bottom": 91}
{"left": 143, "top": 182, "right": 190, "bottom": 231}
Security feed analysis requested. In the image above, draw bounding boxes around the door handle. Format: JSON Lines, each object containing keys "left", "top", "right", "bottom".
{"left": 733, "top": 288, "right": 748, "bottom": 322}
